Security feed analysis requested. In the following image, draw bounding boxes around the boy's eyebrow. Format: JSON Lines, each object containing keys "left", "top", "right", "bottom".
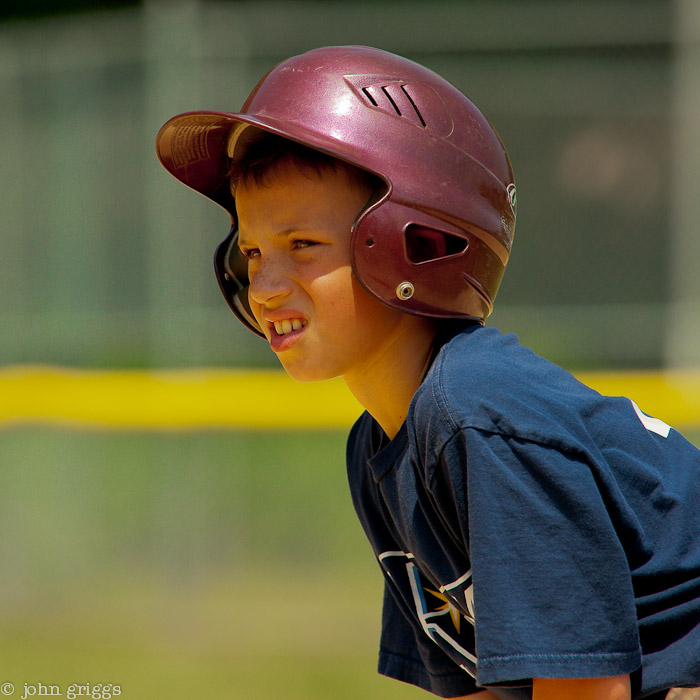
{"left": 238, "top": 227, "right": 311, "bottom": 245}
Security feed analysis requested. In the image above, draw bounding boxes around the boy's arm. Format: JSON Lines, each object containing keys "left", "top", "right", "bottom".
{"left": 532, "top": 675, "right": 631, "bottom": 700}
{"left": 453, "top": 675, "right": 631, "bottom": 700}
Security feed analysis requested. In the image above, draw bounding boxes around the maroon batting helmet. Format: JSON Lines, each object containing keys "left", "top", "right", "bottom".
{"left": 155, "top": 45, "right": 516, "bottom": 336}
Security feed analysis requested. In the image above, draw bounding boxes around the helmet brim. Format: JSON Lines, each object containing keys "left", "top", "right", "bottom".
{"left": 155, "top": 109, "right": 388, "bottom": 214}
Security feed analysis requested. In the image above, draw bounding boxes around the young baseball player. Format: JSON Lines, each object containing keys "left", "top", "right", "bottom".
{"left": 155, "top": 46, "right": 700, "bottom": 700}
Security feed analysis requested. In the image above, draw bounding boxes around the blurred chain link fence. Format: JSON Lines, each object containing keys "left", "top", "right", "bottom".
{"left": 1, "top": 0, "right": 698, "bottom": 370}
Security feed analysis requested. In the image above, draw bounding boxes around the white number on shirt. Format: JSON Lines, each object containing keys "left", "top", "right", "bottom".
{"left": 630, "top": 399, "right": 671, "bottom": 438}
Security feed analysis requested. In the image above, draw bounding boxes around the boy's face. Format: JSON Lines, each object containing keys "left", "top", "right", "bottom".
{"left": 235, "top": 164, "right": 409, "bottom": 384}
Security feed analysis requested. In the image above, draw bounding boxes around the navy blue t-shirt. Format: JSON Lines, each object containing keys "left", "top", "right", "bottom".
{"left": 346, "top": 324, "right": 700, "bottom": 698}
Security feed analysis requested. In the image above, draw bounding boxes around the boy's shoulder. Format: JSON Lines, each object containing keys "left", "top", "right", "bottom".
{"left": 412, "top": 324, "right": 603, "bottom": 445}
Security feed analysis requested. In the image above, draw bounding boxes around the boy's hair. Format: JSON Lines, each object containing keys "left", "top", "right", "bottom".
{"left": 229, "top": 132, "right": 383, "bottom": 197}
{"left": 229, "top": 132, "right": 458, "bottom": 283}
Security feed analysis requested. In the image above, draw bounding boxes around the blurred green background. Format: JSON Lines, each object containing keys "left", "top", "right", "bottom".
{"left": 1, "top": 1, "right": 699, "bottom": 698}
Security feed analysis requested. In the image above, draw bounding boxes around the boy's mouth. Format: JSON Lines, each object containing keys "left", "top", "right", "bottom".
{"left": 273, "top": 319, "right": 308, "bottom": 336}
{"left": 268, "top": 317, "right": 308, "bottom": 353}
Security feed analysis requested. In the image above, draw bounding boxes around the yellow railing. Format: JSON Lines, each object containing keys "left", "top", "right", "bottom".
{"left": 1, "top": 365, "right": 699, "bottom": 430}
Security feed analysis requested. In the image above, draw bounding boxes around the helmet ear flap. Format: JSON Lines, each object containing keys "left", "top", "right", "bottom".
{"left": 352, "top": 202, "right": 499, "bottom": 321}
{"left": 214, "top": 226, "right": 264, "bottom": 337}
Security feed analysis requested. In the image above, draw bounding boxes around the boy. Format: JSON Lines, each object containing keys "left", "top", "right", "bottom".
{"left": 155, "top": 46, "right": 700, "bottom": 699}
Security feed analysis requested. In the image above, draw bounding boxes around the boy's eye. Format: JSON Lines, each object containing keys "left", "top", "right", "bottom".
{"left": 291, "top": 239, "right": 317, "bottom": 250}
{"left": 239, "top": 247, "right": 260, "bottom": 260}
{"left": 237, "top": 239, "right": 318, "bottom": 259}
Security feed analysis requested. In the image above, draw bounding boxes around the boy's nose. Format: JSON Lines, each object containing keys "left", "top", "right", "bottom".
{"left": 248, "top": 261, "right": 293, "bottom": 305}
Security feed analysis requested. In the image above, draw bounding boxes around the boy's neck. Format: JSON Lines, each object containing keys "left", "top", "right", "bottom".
{"left": 342, "top": 317, "right": 438, "bottom": 440}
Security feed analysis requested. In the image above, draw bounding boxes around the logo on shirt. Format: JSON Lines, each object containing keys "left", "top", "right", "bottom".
{"left": 379, "top": 550, "right": 477, "bottom": 678}
{"left": 424, "top": 586, "right": 466, "bottom": 633}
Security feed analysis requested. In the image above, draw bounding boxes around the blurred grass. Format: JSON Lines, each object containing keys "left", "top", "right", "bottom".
{"left": 0, "top": 428, "right": 426, "bottom": 699}
{"left": 0, "top": 570, "right": 426, "bottom": 699}
{"left": 1, "top": 427, "right": 698, "bottom": 698}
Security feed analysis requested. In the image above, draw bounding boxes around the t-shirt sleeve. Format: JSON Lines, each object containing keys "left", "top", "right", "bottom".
{"left": 451, "top": 428, "right": 643, "bottom": 686}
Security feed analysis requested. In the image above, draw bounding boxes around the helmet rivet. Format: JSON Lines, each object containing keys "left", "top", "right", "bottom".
{"left": 396, "top": 281, "right": 414, "bottom": 300}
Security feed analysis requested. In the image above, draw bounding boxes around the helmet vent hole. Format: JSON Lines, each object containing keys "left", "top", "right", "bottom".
{"left": 381, "top": 86, "right": 402, "bottom": 116}
{"left": 365, "top": 237, "right": 375, "bottom": 247}
{"left": 405, "top": 225, "right": 468, "bottom": 264}
{"left": 361, "top": 87, "right": 378, "bottom": 107}
{"left": 350, "top": 79, "right": 427, "bottom": 129}
{"left": 399, "top": 84, "right": 426, "bottom": 127}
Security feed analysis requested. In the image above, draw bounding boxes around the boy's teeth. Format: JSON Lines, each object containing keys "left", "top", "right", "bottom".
{"left": 273, "top": 319, "right": 306, "bottom": 336}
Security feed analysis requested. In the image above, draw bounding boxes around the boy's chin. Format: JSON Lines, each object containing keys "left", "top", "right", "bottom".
{"left": 278, "top": 358, "right": 338, "bottom": 384}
